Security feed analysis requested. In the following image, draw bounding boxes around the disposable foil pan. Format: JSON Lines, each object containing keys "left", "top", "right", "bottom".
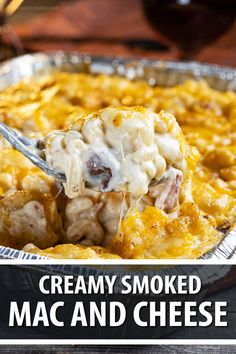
{"left": 0, "top": 52, "right": 235, "bottom": 261}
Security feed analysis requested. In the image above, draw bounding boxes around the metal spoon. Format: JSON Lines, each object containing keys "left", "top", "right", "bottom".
{"left": 0, "top": 122, "right": 66, "bottom": 182}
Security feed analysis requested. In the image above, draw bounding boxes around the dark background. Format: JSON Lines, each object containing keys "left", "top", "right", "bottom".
{"left": 7, "top": 0, "right": 236, "bottom": 66}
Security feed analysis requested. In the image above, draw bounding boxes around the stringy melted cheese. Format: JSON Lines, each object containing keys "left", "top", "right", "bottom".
{"left": 45, "top": 107, "right": 187, "bottom": 198}
{"left": 0, "top": 72, "right": 235, "bottom": 258}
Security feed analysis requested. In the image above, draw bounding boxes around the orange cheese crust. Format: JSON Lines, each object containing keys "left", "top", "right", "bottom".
{"left": 0, "top": 72, "right": 235, "bottom": 259}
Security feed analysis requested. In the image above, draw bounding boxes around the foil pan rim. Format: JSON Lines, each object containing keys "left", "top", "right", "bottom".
{"left": 1, "top": 51, "right": 236, "bottom": 75}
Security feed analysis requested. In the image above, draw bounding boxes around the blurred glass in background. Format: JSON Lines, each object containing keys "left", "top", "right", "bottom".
{"left": 0, "top": 0, "right": 236, "bottom": 62}
{"left": 0, "top": 0, "right": 62, "bottom": 61}
{"left": 142, "top": 0, "right": 236, "bottom": 59}
{"left": 0, "top": 0, "right": 25, "bottom": 60}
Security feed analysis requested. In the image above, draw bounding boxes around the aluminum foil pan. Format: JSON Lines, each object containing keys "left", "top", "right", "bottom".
{"left": 0, "top": 51, "right": 235, "bottom": 260}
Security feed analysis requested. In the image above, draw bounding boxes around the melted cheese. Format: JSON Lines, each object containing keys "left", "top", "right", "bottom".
{"left": 0, "top": 72, "right": 235, "bottom": 259}
{"left": 45, "top": 107, "right": 187, "bottom": 199}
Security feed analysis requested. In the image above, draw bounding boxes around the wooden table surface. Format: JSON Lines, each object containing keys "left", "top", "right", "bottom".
{"left": 10, "top": 0, "right": 236, "bottom": 67}
{"left": 1, "top": 344, "right": 236, "bottom": 354}
{"left": 1, "top": 345, "right": 236, "bottom": 354}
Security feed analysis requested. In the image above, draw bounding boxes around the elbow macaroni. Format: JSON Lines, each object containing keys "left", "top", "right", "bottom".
{"left": 0, "top": 72, "right": 234, "bottom": 259}
{"left": 44, "top": 107, "right": 189, "bottom": 198}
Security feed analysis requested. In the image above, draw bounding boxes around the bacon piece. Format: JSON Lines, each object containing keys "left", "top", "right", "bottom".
{"left": 86, "top": 154, "right": 113, "bottom": 190}
{"left": 149, "top": 167, "right": 183, "bottom": 212}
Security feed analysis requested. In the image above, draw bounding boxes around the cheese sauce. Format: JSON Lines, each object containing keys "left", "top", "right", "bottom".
{"left": 0, "top": 72, "right": 234, "bottom": 259}
{"left": 45, "top": 107, "right": 187, "bottom": 199}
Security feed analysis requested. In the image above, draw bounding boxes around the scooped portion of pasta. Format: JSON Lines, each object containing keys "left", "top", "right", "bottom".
{"left": 0, "top": 72, "right": 234, "bottom": 259}
{"left": 0, "top": 105, "right": 198, "bottom": 256}
{"left": 22, "top": 106, "right": 200, "bottom": 258}
{"left": 44, "top": 107, "right": 192, "bottom": 211}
